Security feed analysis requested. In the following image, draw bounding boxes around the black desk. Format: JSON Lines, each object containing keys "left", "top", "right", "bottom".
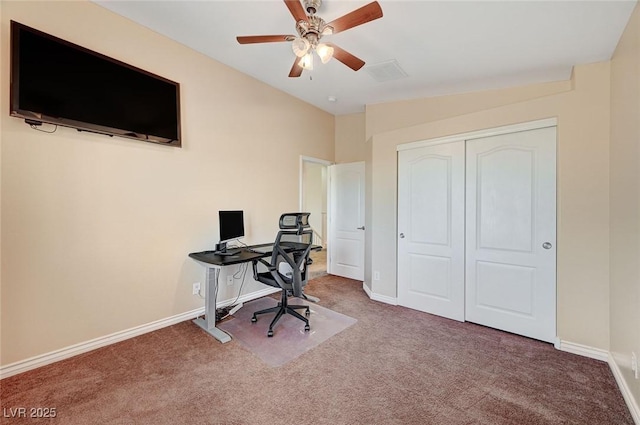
{"left": 188, "top": 243, "right": 319, "bottom": 343}
{"left": 189, "top": 242, "right": 316, "bottom": 266}
{"left": 189, "top": 247, "right": 266, "bottom": 266}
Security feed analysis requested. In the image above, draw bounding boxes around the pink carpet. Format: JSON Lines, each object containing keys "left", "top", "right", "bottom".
{"left": 218, "top": 296, "right": 356, "bottom": 367}
{"left": 2, "top": 276, "right": 633, "bottom": 424}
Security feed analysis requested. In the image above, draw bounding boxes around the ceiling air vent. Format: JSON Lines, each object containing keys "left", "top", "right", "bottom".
{"left": 365, "top": 60, "right": 408, "bottom": 83}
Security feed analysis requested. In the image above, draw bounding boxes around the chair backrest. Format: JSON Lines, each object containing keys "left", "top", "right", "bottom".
{"left": 278, "top": 212, "right": 310, "bottom": 231}
{"left": 268, "top": 213, "right": 313, "bottom": 297}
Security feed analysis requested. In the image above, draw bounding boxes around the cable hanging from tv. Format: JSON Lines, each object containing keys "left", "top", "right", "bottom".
{"left": 25, "top": 119, "right": 57, "bottom": 134}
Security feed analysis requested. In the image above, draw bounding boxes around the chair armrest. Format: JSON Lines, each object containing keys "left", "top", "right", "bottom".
{"left": 251, "top": 258, "right": 275, "bottom": 280}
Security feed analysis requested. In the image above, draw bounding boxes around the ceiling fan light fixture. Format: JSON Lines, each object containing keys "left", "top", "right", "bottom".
{"left": 292, "top": 37, "right": 311, "bottom": 58}
{"left": 316, "top": 43, "right": 334, "bottom": 64}
{"left": 299, "top": 52, "right": 314, "bottom": 70}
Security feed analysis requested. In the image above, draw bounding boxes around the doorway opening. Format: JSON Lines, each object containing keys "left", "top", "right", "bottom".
{"left": 300, "top": 156, "right": 331, "bottom": 279}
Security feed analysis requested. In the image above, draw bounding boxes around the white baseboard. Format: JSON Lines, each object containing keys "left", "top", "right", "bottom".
{"left": 609, "top": 353, "right": 640, "bottom": 424}
{"left": 0, "top": 307, "right": 203, "bottom": 380}
{"left": 362, "top": 282, "right": 398, "bottom": 305}
{"left": 557, "top": 339, "right": 609, "bottom": 362}
{"left": 362, "top": 282, "right": 373, "bottom": 298}
{"left": 0, "top": 287, "right": 280, "bottom": 380}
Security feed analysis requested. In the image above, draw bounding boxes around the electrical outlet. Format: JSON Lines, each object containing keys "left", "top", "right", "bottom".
{"left": 192, "top": 282, "right": 201, "bottom": 295}
{"left": 632, "top": 352, "right": 638, "bottom": 379}
{"left": 227, "top": 275, "right": 234, "bottom": 286}
{"left": 373, "top": 271, "right": 380, "bottom": 281}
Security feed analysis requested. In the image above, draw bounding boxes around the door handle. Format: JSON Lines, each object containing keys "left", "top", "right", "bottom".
{"left": 542, "top": 242, "right": 552, "bottom": 249}
{"left": 399, "top": 233, "right": 405, "bottom": 238}
{"left": 357, "top": 226, "right": 365, "bottom": 230}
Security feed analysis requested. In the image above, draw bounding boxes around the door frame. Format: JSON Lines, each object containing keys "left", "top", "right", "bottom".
{"left": 396, "top": 117, "right": 558, "bottom": 339}
{"left": 397, "top": 118, "right": 558, "bottom": 152}
{"left": 299, "top": 156, "right": 333, "bottom": 210}
{"left": 299, "top": 156, "right": 333, "bottom": 247}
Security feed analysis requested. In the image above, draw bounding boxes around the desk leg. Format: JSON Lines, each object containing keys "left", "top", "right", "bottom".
{"left": 192, "top": 267, "right": 231, "bottom": 343}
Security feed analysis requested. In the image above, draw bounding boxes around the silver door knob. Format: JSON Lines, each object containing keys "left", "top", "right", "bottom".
{"left": 542, "top": 242, "right": 552, "bottom": 249}
{"left": 399, "top": 233, "right": 405, "bottom": 238}
{"left": 357, "top": 226, "right": 365, "bottom": 230}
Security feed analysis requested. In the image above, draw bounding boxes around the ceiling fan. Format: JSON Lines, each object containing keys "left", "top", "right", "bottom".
{"left": 236, "top": 0, "right": 383, "bottom": 78}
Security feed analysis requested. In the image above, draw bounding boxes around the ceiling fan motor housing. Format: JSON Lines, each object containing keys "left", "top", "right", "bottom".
{"left": 296, "top": 15, "right": 328, "bottom": 45}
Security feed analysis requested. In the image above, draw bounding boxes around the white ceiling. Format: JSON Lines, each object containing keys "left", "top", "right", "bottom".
{"left": 93, "top": 0, "right": 637, "bottom": 115}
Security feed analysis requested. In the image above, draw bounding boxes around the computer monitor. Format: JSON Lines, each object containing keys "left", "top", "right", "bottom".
{"left": 217, "top": 210, "right": 244, "bottom": 254}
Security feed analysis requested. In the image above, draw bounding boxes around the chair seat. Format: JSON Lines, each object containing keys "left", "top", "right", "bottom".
{"left": 256, "top": 272, "right": 284, "bottom": 289}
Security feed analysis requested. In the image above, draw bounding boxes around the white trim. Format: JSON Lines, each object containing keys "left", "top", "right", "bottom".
{"left": 0, "top": 287, "right": 280, "bottom": 379}
{"left": 362, "top": 282, "right": 398, "bottom": 305}
{"left": 372, "top": 292, "right": 400, "bottom": 305}
{"left": 300, "top": 155, "right": 333, "bottom": 165}
{"left": 397, "top": 118, "right": 558, "bottom": 151}
{"left": 362, "top": 281, "right": 373, "bottom": 298}
{"left": 609, "top": 353, "right": 640, "bottom": 424}
{"left": 299, "top": 155, "right": 333, "bottom": 211}
{"left": 557, "top": 339, "right": 609, "bottom": 362}
{"left": 0, "top": 307, "right": 202, "bottom": 379}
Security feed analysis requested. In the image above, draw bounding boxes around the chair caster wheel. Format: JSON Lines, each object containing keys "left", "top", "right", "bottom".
{"left": 267, "top": 330, "right": 273, "bottom": 337}
{"left": 305, "top": 309, "right": 310, "bottom": 317}
{"left": 304, "top": 324, "right": 310, "bottom": 332}
{"left": 251, "top": 316, "right": 257, "bottom": 323}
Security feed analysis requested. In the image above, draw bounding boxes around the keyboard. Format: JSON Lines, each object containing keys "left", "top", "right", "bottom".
{"left": 250, "top": 245, "right": 274, "bottom": 254}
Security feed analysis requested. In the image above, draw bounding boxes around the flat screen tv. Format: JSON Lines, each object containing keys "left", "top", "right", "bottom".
{"left": 10, "top": 21, "right": 181, "bottom": 147}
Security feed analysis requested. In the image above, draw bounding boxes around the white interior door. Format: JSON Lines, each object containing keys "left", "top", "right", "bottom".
{"left": 328, "top": 162, "right": 365, "bottom": 280}
{"left": 397, "top": 141, "right": 465, "bottom": 321}
{"left": 465, "top": 127, "right": 557, "bottom": 343}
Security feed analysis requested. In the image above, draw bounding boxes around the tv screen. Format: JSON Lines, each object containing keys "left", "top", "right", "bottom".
{"left": 10, "top": 21, "right": 181, "bottom": 147}
{"left": 219, "top": 211, "right": 245, "bottom": 243}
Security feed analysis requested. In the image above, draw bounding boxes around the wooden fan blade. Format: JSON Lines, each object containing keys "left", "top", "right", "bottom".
{"left": 236, "top": 35, "right": 293, "bottom": 44}
{"left": 289, "top": 57, "right": 303, "bottom": 77}
{"left": 284, "top": 0, "right": 307, "bottom": 22}
{"left": 326, "top": 43, "right": 365, "bottom": 71}
{"left": 326, "top": 1, "right": 383, "bottom": 35}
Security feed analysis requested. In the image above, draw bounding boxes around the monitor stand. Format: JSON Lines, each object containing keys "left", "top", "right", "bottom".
{"left": 214, "top": 242, "right": 240, "bottom": 256}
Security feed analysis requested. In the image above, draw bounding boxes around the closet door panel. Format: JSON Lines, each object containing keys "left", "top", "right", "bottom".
{"left": 398, "top": 141, "right": 465, "bottom": 321}
{"left": 465, "top": 127, "right": 557, "bottom": 343}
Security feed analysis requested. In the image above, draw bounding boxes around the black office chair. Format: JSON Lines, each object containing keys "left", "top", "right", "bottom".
{"left": 251, "top": 213, "right": 314, "bottom": 337}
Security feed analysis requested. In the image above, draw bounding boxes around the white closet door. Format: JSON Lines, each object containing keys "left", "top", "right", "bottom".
{"left": 398, "top": 141, "right": 465, "bottom": 321}
{"left": 465, "top": 127, "right": 556, "bottom": 343}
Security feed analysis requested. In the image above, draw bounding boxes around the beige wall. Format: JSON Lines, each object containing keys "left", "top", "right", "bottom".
{"left": 365, "top": 79, "right": 572, "bottom": 141}
{"left": 335, "top": 113, "right": 366, "bottom": 163}
{"left": 610, "top": 2, "right": 640, "bottom": 410}
{"left": 365, "top": 62, "right": 611, "bottom": 350}
{"left": 0, "top": 1, "right": 334, "bottom": 366}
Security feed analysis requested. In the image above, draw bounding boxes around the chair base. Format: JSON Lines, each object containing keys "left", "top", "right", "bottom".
{"left": 251, "top": 291, "right": 310, "bottom": 337}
